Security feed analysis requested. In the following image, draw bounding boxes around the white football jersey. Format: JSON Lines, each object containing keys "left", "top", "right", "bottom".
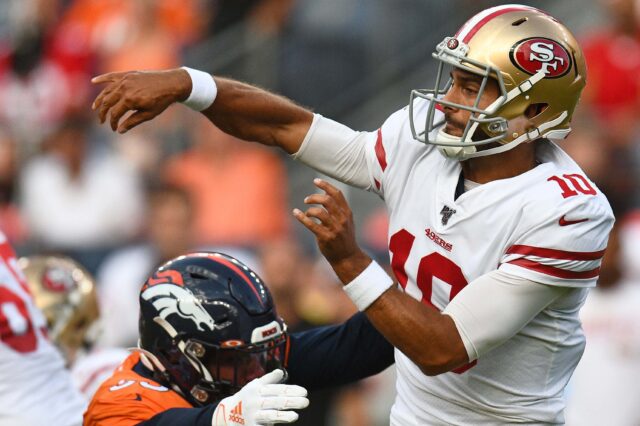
{"left": 71, "top": 347, "right": 130, "bottom": 401}
{"left": 0, "top": 233, "right": 85, "bottom": 426}
{"left": 362, "top": 102, "right": 614, "bottom": 425}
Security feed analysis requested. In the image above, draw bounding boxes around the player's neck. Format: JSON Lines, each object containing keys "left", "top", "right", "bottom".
{"left": 461, "top": 142, "right": 538, "bottom": 184}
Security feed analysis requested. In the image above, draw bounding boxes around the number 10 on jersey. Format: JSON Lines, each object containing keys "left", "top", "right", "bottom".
{"left": 389, "top": 229, "right": 476, "bottom": 373}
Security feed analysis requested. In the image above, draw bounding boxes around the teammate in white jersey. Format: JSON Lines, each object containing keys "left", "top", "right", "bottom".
{"left": 0, "top": 236, "right": 85, "bottom": 425}
{"left": 19, "top": 255, "right": 129, "bottom": 401}
{"left": 91, "top": 4, "right": 614, "bottom": 424}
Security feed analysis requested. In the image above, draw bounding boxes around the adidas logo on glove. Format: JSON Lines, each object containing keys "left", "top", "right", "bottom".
{"left": 229, "top": 401, "right": 245, "bottom": 425}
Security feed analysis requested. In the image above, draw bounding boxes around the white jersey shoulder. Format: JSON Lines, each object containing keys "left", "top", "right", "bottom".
{"left": 0, "top": 232, "right": 85, "bottom": 426}
{"left": 497, "top": 141, "right": 614, "bottom": 288}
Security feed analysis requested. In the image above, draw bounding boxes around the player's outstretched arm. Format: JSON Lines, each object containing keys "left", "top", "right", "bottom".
{"left": 286, "top": 311, "right": 395, "bottom": 390}
{"left": 92, "top": 69, "right": 313, "bottom": 154}
{"left": 294, "top": 179, "right": 469, "bottom": 376}
{"left": 133, "top": 370, "right": 308, "bottom": 426}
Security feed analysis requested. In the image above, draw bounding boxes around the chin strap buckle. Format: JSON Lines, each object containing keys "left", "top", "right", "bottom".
{"left": 526, "top": 127, "right": 541, "bottom": 140}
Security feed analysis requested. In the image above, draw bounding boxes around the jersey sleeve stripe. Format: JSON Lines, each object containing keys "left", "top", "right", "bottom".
{"left": 507, "top": 258, "right": 600, "bottom": 280}
{"left": 520, "top": 256, "right": 602, "bottom": 272}
{"left": 506, "top": 244, "right": 605, "bottom": 261}
{"left": 374, "top": 128, "right": 387, "bottom": 172}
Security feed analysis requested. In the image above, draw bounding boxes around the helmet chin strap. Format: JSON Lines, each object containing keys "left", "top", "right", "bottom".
{"left": 436, "top": 128, "right": 477, "bottom": 159}
{"left": 136, "top": 345, "right": 166, "bottom": 372}
{"left": 438, "top": 110, "right": 569, "bottom": 161}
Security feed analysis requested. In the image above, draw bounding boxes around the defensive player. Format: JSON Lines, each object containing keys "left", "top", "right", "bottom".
{"left": 83, "top": 251, "right": 393, "bottom": 425}
{"left": 0, "top": 236, "right": 85, "bottom": 424}
{"left": 19, "top": 255, "right": 129, "bottom": 400}
{"left": 84, "top": 252, "right": 309, "bottom": 426}
{"left": 92, "top": 5, "right": 614, "bottom": 424}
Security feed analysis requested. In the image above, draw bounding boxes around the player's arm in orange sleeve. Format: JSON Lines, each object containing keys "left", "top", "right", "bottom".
{"left": 91, "top": 69, "right": 313, "bottom": 154}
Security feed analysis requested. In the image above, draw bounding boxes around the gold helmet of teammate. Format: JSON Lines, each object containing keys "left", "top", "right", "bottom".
{"left": 19, "top": 255, "right": 99, "bottom": 361}
{"left": 409, "top": 4, "right": 586, "bottom": 160}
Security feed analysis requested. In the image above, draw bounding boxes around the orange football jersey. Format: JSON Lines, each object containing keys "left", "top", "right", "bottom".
{"left": 84, "top": 352, "right": 192, "bottom": 425}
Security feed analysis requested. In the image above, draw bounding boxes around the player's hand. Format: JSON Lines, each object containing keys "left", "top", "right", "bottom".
{"left": 91, "top": 69, "right": 191, "bottom": 134}
{"left": 212, "top": 369, "right": 309, "bottom": 426}
{"left": 294, "top": 179, "right": 371, "bottom": 283}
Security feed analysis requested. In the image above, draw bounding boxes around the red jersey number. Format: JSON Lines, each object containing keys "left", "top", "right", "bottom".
{"left": 547, "top": 174, "right": 596, "bottom": 198}
{"left": 0, "top": 240, "right": 39, "bottom": 353}
{"left": 0, "top": 287, "right": 38, "bottom": 353}
{"left": 389, "top": 229, "right": 476, "bottom": 373}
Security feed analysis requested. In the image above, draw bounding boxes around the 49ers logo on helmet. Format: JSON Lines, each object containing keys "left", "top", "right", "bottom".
{"left": 510, "top": 37, "right": 571, "bottom": 78}
{"left": 42, "top": 267, "right": 75, "bottom": 292}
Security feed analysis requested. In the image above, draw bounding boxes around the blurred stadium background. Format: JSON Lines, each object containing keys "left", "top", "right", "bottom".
{"left": 1, "top": 0, "right": 639, "bottom": 425}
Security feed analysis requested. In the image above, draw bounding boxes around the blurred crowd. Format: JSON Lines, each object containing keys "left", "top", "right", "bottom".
{"left": 0, "top": 0, "right": 639, "bottom": 425}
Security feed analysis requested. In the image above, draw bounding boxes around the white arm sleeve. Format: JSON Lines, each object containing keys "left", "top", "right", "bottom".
{"left": 291, "top": 114, "right": 375, "bottom": 190}
{"left": 443, "top": 270, "right": 569, "bottom": 361}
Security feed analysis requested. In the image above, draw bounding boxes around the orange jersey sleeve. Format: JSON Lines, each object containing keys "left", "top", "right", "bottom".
{"left": 84, "top": 352, "right": 192, "bottom": 426}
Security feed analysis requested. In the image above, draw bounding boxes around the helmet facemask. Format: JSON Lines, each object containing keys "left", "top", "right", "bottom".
{"left": 410, "top": 35, "right": 570, "bottom": 161}
{"left": 143, "top": 315, "right": 287, "bottom": 406}
{"left": 186, "top": 331, "right": 287, "bottom": 400}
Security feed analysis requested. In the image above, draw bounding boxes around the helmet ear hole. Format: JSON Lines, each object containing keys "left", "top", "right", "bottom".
{"left": 526, "top": 103, "right": 548, "bottom": 119}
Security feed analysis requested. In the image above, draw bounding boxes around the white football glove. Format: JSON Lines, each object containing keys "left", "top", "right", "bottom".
{"left": 212, "top": 369, "right": 309, "bottom": 426}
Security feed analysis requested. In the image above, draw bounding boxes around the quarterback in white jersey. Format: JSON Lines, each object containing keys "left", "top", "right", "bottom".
{"left": 294, "top": 100, "right": 611, "bottom": 424}
{"left": 0, "top": 236, "right": 85, "bottom": 425}
{"left": 91, "top": 4, "right": 614, "bottom": 425}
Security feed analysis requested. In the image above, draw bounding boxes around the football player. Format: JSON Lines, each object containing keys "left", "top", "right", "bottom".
{"left": 91, "top": 4, "right": 614, "bottom": 424}
{"left": 19, "top": 255, "right": 129, "bottom": 400}
{"left": 83, "top": 252, "right": 310, "bottom": 426}
{"left": 0, "top": 238, "right": 85, "bottom": 424}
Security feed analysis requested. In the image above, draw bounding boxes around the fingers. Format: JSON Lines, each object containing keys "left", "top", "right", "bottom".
{"left": 92, "top": 85, "right": 112, "bottom": 111}
{"left": 109, "top": 100, "right": 131, "bottom": 131}
{"left": 303, "top": 193, "right": 341, "bottom": 217}
{"left": 304, "top": 206, "right": 331, "bottom": 223}
{"left": 313, "top": 178, "right": 349, "bottom": 208}
{"left": 117, "top": 110, "right": 156, "bottom": 133}
{"left": 255, "top": 368, "right": 285, "bottom": 385}
{"left": 92, "top": 73, "right": 129, "bottom": 114}
{"left": 292, "top": 208, "right": 329, "bottom": 239}
{"left": 91, "top": 72, "right": 128, "bottom": 85}
{"left": 295, "top": 178, "right": 351, "bottom": 234}
{"left": 97, "top": 89, "right": 122, "bottom": 124}
{"left": 255, "top": 410, "right": 300, "bottom": 424}
{"left": 260, "top": 384, "right": 308, "bottom": 398}
{"left": 260, "top": 396, "right": 309, "bottom": 411}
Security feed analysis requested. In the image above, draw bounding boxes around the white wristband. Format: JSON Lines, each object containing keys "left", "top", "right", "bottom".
{"left": 343, "top": 260, "right": 394, "bottom": 311}
{"left": 180, "top": 66, "right": 217, "bottom": 111}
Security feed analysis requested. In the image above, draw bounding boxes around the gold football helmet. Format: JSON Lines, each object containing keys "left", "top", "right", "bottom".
{"left": 19, "top": 255, "right": 99, "bottom": 361}
{"left": 409, "top": 4, "right": 586, "bottom": 160}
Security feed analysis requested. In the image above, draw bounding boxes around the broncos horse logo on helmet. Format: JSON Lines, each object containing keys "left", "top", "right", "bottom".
{"left": 141, "top": 284, "right": 219, "bottom": 332}
{"left": 138, "top": 252, "right": 287, "bottom": 406}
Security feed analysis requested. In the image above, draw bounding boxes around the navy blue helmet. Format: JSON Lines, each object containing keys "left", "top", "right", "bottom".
{"left": 138, "top": 252, "right": 287, "bottom": 406}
